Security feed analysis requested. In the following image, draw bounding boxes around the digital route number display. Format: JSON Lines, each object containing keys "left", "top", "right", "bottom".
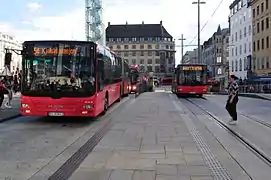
{"left": 33, "top": 47, "right": 78, "bottom": 56}
{"left": 181, "top": 66, "right": 203, "bottom": 71}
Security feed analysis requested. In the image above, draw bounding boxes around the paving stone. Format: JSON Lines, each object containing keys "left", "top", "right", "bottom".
{"left": 155, "top": 164, "right": 178, "bottom": 175}
{"left": 157, "top": 157, "right": 186, "bottom": 165}
{"left": 178, "top": 165, "right": 211, "bottom": 176}
{"left": 184, "top": 154, "right": 206, "bottom": 166}
{"left": 105, "top": 154, "right": 156, "bottom": 170}
{"left": 133, "top": 170, "right": 155, "bottom": 180}
{"left": 165, "top": 145, "right": 182, "bottom": 153}
{"left": 182, "top": 146, "right": 201, "bottom": 155}
{"left": 155, "top": 174, "right": 190, "bottom": 180}
{"left": 140, "top": 144, "right": 165, "bottom": 154}
{"left": 69, "top": 168, "right": 111, "bottom": 180}
{"left": 79, "top": 151, "right": 113, "bottom": 169}
{"left": 190, "top": 175, "right": 214, "bottom": 180}
{"left": 109, "top": 169, "right": 133, "bottom": 180}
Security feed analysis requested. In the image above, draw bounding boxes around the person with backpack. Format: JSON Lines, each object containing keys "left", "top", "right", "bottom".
{"left": 226, "top": 74, "right": 239, "bottom": 125}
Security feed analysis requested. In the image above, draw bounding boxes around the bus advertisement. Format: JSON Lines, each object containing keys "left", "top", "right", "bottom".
{"left": 172, "top": 64, "right": 208, "bottom": 97}
{"left": 20, "top": 40, "right": 124, "bottom": 117}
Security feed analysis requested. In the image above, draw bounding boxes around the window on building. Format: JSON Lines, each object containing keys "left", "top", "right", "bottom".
{"left": 253, "top": 8, "right": 255, "bottom": 17}
{"left": 155, "top": 59, "right": 160, "bottom": 64}
{"left": 262, "top": 38, "right": 265, "bottom": 49}
{"left": 155, "top": 44, "right": 159, "bottom": 49}
{"left": 117, "top": 45, "right": 121, "bottom": 49}
{"left": 124, "top": 52, "right": 128, "bottom": 56}
{"left": 147, "top": 59, "right": 152, "bottom": 64}
{"left": 266, "top": 18, "right": 269, "bottom": 29}
{"left": 261, "top": 2, "right": 264, "bottom": 12}
{"left": 261, "top": 20, "right": 264, "bottom": 31}
{"left": 257, "top": 22, "right": 260, "bottom": 33}
{"left": 148, "top": 45, "right": 152, "bottom": 49}
{"left": 240, "top": 45, "right": 242, "bottom": 55}
{"left": 132, "top": 52, "right": 136, "bottom": 56}
{"left": 257, "top": 6, "right": 259, "bottom": 15}
{"left": 147, "top": 66, "right": 152, "bottom": 72}
{"left": 266, "top": 0, "right": 269, "bottom": 10}
{"left": 235, "top": 60, "right": 238, "bottom": 71}
{"left": 248, "top": 25, "right": 252, "bottom": 35}
{"left": 239, "top": 59, "right": 242, "bottom": 71}
{"left": 140, "top": 44, "right": 144, "bottom": 49}
{"left": 266, "top": 56, "right": 269, "bottom": 68}
{"left": 148, "top": 51, "right": 152, "bottom": 56}
{"left": 240, "top": 30, "right": 242, "bottom": 39}
{"left": 235, "top": 47, "right": 238, "bottom": 56}
{"left": 132, "top": 59, "right": 136, "bottom": 65}
{"left": 244, "top": 27, "right": 247, "bottom": 37}
{"left": 244, "top": 43, "right": 246, "bottom": 53}
{"left": 231, "top": 60, "right": 234, "bottom": 72}
{"left": 124, "top": 45, "right": 128, "bottom": 49}
{"left": 140, "top": 59, "right": 144, "bottom": 64}
{"left": 257, "top": 40, "right": 260, "bottom": 50}
{"left": 155, "top": 66, "right": 160, "bottom": 73}
{"left": 253, "top": 41, "right": 256, "bottom": 51}
{"left": 244, "top": 57, "right": 247, "bottom": 70}
{"left": 132, "top": 45, "right": 136, "bottom": 49}
{"left": 235, "top": 32, "right": 238, "bottom": 41}
{"left": 267, "top": 36, "right": 269, "bottom": 48}
{"left": 262, "top": 57, "right": 265, "bottom": 69}
{"left": 249, "top": 42, "right": 252, "bottom": 52}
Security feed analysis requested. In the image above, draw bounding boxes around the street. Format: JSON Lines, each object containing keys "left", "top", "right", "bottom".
{"left": 0, "top": 92, "right": 270, "bottom": 179}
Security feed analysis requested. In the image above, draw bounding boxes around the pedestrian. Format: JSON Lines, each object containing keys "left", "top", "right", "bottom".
{"left": 4, "top": 80, "right": 13, "bottom": 108}
{"left": 226, "top": 74, "right": 239, "bottom": 125}
{"left": 0, "top": 78, "right": 5, "bottom": 110}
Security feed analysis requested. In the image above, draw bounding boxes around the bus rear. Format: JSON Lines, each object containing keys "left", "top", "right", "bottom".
{"left": 129, "top": 65, "right": 139, "bottom": 93}
{"left": 172, "top": 64, "right": 208, "bottom": 97}
{"left": 20, "top": 40, "right": 122, "bottom": 117}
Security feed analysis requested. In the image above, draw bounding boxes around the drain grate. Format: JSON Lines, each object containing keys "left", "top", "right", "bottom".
{"left": 48, "top": 119, "right": 113, "bottom": 180}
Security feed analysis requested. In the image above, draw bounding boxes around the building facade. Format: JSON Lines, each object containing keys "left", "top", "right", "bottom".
{"left": 0, "top": 32, "right": 22, "bottom": 72}
{"left": 252, "top": 0, "right": 271, "bottom": 75}
{"left": 105, "top": 21, "right": 175, "bottom": 75}
{"left": 201, "top": 25, "right": 230, "bottom": 78}
{"left": 229, "top": 0, "right": 253, "bottom": 80}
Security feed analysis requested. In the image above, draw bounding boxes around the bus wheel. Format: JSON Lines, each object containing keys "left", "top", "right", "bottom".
{"left": 198, "top": 94, "right": 203, "bottom": 98}
{"left": 102, "top": 96, "right": 108, "bottom": 115}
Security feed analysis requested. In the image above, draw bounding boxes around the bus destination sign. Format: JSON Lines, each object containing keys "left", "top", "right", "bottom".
{"left": 33, "top": 47, "right": 78, "bottom": 56}
{"left": 181, "top": 66, "right": 203, "bottom": 71}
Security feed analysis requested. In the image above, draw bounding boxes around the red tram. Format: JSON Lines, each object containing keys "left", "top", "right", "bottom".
{"left": 172, "top": 64, "right": 208, "bottom": 97}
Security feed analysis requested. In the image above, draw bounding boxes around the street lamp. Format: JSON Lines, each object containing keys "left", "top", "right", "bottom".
{"left": 192, "top": 0, "right": 206, "bottom": 64}
{"left": 178, "top": 34, "right": 186, "bottom": 64}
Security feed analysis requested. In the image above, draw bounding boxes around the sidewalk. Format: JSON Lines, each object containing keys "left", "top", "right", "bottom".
{"left": 69, "top": 92, "right": 226, "bottom": 180}
{"left": 0, "top": 97, "right": 20, "bottom": 122}
{"left": 208, "top": 92, "right": 271, "bottom": 100}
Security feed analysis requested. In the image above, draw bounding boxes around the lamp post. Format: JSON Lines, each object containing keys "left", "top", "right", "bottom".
{"left": 178, "top": 34, "right": 186, "bottom": 64}
{"left": 192, "top": 0, "right": 206, "bottom": 64}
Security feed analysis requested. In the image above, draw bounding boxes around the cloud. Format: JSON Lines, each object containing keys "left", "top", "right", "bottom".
{"left": 3, "top": 0, "right": 231, "bottom": 60}
{"left": 27, "top": 2, "right": 42, "bottom": 12}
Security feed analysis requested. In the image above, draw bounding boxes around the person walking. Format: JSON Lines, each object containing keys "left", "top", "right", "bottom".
{"left": 4, "top": 80, "right": 13, "bottom": 108}
{"left": 0, "top": 78, "right": 5, "bottom": 110}
{"left": 226, "top": 74, "right": 239, "bottom": 125}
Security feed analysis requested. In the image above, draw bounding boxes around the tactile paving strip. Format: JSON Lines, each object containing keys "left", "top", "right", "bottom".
{"left": 173, "top": 101, "right": 232, "bottom": 180}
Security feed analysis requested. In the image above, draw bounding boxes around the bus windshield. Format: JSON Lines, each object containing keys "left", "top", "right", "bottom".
{"left": 177, "top": 69, "right": 207, "bottom": 85}
{"left": 130, "top": 69, "right": 139, "bottom": 84}
{"left": 21, "top": 42, "right": 96, "bottom": 98}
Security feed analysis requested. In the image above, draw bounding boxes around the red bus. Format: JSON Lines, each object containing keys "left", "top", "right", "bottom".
{"left": 120, "top": 59, "right": 130, "bottom": 96}
{"left": 172, "top": 64, "right": 208, "bottom": 97}
{"left": 20, "top": 40, "right": 123, "bottom": 117}
{"left": 128, "top": 65, "right": 139, "bottom": 93}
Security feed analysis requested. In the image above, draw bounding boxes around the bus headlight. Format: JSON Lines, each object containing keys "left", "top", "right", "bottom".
{"left": 21, "top": 103, "right": 29, "bottom": 108}
{"left": 132, "top": 85, "right": 136, "bottom": 90}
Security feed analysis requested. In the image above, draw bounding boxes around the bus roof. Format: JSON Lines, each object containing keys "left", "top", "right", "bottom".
{"left": 23, "top": 40, "right": 97, "bottom": 44}
{"left": 176, "top": 64, "right": 207, "bottom": 66}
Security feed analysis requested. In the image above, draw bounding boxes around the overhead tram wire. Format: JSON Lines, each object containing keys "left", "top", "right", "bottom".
{"left": 188, "top": 0, "right": 225, "bottom": 45}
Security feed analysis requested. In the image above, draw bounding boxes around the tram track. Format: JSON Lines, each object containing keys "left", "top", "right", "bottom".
{"left": 183, "top": 97, "right": 271, "bottom": 167}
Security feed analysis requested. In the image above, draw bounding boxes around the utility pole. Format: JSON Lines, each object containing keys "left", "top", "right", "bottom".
{"left": 178, "top": 34, "right": 186, "bottom": 64}
{"left": 192, "top": 0, "right": 206, "bottom": 64}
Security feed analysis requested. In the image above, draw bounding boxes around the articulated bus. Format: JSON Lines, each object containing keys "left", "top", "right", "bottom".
{"left": 172, "top": 64, "right": 208, "bottom": 97}
{"left": 20, "top": 40, "right": 127, "bottom": 117}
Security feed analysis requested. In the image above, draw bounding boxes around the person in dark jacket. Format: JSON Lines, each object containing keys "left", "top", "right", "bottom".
{"left": 226, "top": 74, "right": 239, "bottom": 125}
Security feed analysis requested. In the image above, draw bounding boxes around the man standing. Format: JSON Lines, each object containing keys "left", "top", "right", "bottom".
{"left": 226, "top": 74, "right": 239, "bottom": 125}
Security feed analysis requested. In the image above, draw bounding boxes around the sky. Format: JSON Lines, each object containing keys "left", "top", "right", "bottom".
{"left": 0, "top": 0, "right": 232, "bottom": 62}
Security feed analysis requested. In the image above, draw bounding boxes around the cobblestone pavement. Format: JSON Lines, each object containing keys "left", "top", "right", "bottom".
{"left": 68, "top": 92, "right": 249, "bottom": 180}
